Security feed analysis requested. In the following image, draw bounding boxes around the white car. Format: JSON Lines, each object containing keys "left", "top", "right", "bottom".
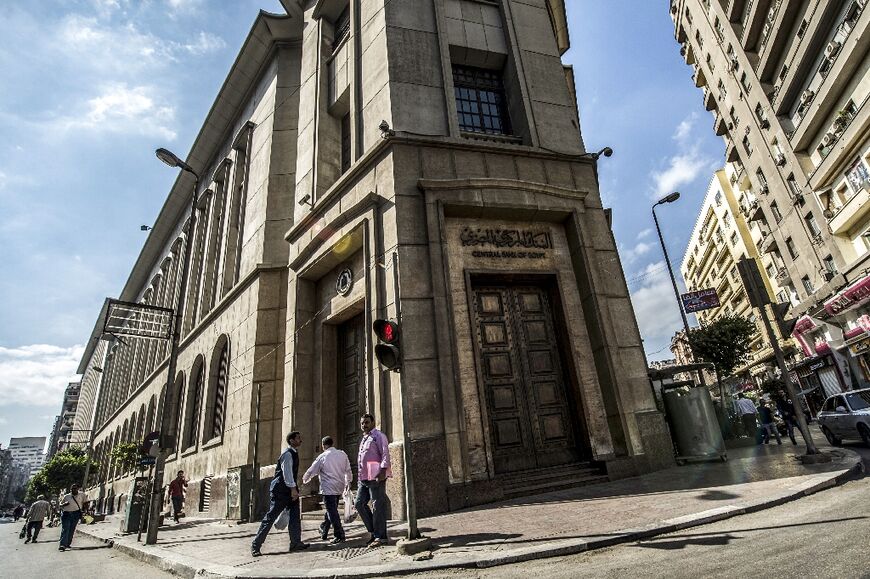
{"left": 817, "top": 388, "right": 870, "bottom": 447}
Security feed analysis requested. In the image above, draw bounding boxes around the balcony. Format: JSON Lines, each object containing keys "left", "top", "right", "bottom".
{"left": 704, "top": 88, "right": 717, "bottom": 111}
{"left": 693, "top": 65, "right": 707, "bottom": 88}
{"left": 829, "top": 188, "right": 870, "bottom": 236}
{"left": 714, "top": 112, "right": 728, "bottom": 136}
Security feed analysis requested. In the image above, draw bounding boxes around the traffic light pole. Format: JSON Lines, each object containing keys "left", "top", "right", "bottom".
{"left": 757, "top": 304, "right": 819, "bottom": 455}
{"left": 391, "top": 251, "right": 420, "bottom": 541}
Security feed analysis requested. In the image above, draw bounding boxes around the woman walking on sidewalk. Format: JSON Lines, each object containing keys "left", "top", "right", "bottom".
{"left": 58, "top": 484, "right": 88, "bottom": 551}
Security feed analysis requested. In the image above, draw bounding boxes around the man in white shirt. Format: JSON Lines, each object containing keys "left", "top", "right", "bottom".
{"left": 58, "top": 484, "right": 88, "bottom": 551}
{"left": 303, "top": 436, "right": 353, "bottom": 545}
{"left": 735, "top": 393, "right": 759, "bottom": 442}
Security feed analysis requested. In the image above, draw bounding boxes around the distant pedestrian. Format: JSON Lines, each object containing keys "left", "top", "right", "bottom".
{"left": 758, "top": 399, "right": 782, "bottom": 445}
{"left": 735, "top": 393, "right": 759, "bottom": 440}
{"left": 775, "top": 391, "right": 799, "bottom": 445}
{"left": 167, "top": 470, "right": 188, "bottom": 523}
{"left": 13, "top": 504, "right": 24, "bottom": 522}
{"left": 303, "top": 436, "right": 353, "bottom": 545}
{"left": 356, "top": 414, "right": 391, "bottom": 548}
{"left": 58, "top": 484, "right": 88, "bottom": 551}
{"left": 24, "top": 495, "right": 51, "bottom": 544}
{"left": 251, "top": 431, "right": 308, "bottom": 557}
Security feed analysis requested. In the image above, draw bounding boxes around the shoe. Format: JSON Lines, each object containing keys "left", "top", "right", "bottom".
{"left": 58, "top": 546, "right": 66, "bottom": 551}
{"left": 329, "top": 537, "right": 345, "bottom": 545}
{"left": 368, "top": 538, "right": 387, "bottom": 548}
{"left": 24, "top": 539, "right": 30, "bottom": 544}
{"left": 320, "top": 534, "right": 329, "bottom": 541}
{"left": 251, "top": 548, "right": 262, "bottom": 557}
{"left": 365, "top": 535, "right": 376, "bottom": 546}
{"left": 288, "top": 542, "right": 310, "bottom": 552}
{"left": 31, "top": 539, "right": 37, "bottom": 543}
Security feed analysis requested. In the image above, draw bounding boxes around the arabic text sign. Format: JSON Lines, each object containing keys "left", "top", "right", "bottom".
{"left": 681, "top": 288, "right": 720, "bottom": 314}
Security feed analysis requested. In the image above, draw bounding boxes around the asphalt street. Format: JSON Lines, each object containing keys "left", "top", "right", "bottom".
{"left": 0, "top": 516, "right": 173, "bottom": 579}
{"left": 410, "top": 443, "right": 870, "bottom": 579}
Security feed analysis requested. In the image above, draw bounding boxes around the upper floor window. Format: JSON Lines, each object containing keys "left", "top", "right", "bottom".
{"left": 771, "top": 202, "right": 782, "bottom": 222}
{"left": 332, "top": 5, "right": 350, "bottom": 52}
{"left": 805, "top": 212, "right": 821, "bottom": 237}
{"left": 785, "top": 236, "right": 798, "bottom": 259}
{"left": 453, "top": 66, "right": 511, "bottom": 136}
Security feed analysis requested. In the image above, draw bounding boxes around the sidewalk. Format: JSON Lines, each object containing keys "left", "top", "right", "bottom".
{"left": 78, "top": 444, "right": 863, "bottom": 578}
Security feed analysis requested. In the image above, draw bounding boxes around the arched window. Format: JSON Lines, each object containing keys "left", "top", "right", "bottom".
{"left": 146, "top": 395, "right": 157, "bottom": 435}
{"left": 183, "top": 357, "right": 205, "bottom": 450}
{"left": 205, "top": 337, "right": 230, "bottom": 442}
{"left": 165, "top": 373, "right": 185, "bottom": 452}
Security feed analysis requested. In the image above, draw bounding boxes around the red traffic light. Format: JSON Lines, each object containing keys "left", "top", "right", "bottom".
{"left": 373, "top": 320, "right": 400, "bottom": 344}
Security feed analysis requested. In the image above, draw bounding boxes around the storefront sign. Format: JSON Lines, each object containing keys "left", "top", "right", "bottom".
{"left": 824, "top": 274, "right": 870, "bottom": 315}
{"left": 849, "top": 337, "right": 870, "bottom": 357}
{"left": 680, "top": 288, "right": 720, "bottom": 313}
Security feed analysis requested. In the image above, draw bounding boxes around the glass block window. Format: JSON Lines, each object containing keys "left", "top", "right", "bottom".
{"left": 453, "top": 66, "right": 511, "bottom": 135}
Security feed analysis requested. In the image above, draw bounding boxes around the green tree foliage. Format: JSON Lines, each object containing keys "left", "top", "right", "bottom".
{"left": 688, "top": 314, "right": 757, "bottom": 379}
{"left": 25, "top": 447, "right": 98, "bottom": 502}
{"left": 111, "top": 442, "right": 143, "bottom": 473}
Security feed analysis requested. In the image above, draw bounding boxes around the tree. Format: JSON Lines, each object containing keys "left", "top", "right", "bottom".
{"left": 111, "top": 442, "right": 143, "bottom": 473}
{"left": 688, "top": 314, "right": 757, "bottom": 379}
{"left": 25, "top": 447, "right": 98, "bottom": 502}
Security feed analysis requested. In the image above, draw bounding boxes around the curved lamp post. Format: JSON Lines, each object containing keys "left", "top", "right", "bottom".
{"left": 145, "top": 148, "right": 199, "bottom": 545}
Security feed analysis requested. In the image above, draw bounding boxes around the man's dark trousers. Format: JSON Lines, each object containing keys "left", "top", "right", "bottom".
{"left": 59, "top": 510, "right": 81, "bottom": 548}
{"left": 26, "top": 521, "right": 43, "bottom": 541}
{"left": 171, "top": 496, "right": 184, "bottom": 522}
{"left": 355, "top": 480, "right": 387, "bottom": 540}
{"left": 319, "top": 495, "right": 344, "bottom": 540}
{"left": 251, "top": 494, "right": 301, "bottom": 550}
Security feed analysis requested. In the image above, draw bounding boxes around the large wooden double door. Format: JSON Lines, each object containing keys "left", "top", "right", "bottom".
{"left": 472, "top": 282, "right": 581, "bottom": 474}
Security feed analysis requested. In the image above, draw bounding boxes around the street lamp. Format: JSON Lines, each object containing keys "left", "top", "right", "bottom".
{"left": 145, "top": 147, "right": 200, "bottom": 545}
{"left": 652, "top": 192, "right": 706, "bottom": 387}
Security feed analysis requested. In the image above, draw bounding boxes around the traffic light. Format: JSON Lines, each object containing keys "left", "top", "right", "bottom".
{"left": 373, "top": 319, "right": 401, "bottom": 371}
{"left": 772, "top": 301, "right": 798, "bottom": 338}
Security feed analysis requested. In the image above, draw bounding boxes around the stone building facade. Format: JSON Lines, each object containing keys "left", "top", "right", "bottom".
{"left": 670, "top": 0, "right": 870, "bottom": 396}
{"left": 76, "top": 0, "right": 672, "bottom": 521}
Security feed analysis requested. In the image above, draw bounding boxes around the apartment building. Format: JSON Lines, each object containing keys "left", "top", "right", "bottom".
{"left": 671, "top": 0, "right": 869, "bottom": 398}
{"left": 45, "top": 382, "right": 82, "bottom": 460}
{"left": 72, "top": 0, "right": 673, "bottom": 521}
{"left": 7, "top": 437, "right": 46, "bottom": 478}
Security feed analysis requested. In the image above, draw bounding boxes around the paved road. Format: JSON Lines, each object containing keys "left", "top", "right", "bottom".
{"left": 412, "top": 443, "right": 870, "bottom": 579}
{"left": 0, "top": 516, "right": 173, "bottom": 579}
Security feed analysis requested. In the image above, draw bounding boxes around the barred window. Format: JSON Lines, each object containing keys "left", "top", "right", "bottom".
{"left": 453, "top": 66, "right": 511, "bottom": 135}
{"left": 210, "top": 342, "right": 229, "bottom": 440}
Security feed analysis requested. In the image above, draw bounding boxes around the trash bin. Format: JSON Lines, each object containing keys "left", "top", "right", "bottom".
{"left": 662, "top": 384, "right": 727, "bottom": 465}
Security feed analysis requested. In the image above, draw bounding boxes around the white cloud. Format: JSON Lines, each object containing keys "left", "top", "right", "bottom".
{"left": 630, "top": 261, "right": 684, "bottom": 347}
{"left": 0, "top": 344, "right": 84, "bottom": 407}
{"left": 622, "top": 240, "right": 653, "bottom": 263}
{"left": 166, "top": 0, "right": 205, "bottom": 15}
{"left": 52, "top": 83, "right": 177, "bottom": 140}
{"left": 181, "top": 31, "right": 226, "bottom": 55}
{"left": 649, "top": 113, "right": 716, "bottom": 201}
{"left": 637, "top": 228, "right": 653, "bottom": 240}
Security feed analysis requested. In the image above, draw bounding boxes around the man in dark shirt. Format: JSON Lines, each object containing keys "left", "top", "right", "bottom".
{"left": 167, "top": 470, "right": 188, "bottom": 523}
{"left": 758, "top": 399, "right": 782, "bottom": 445}
{"left": 775, "top": 390, "right": 799, "bottom": 445}
{"left": 251, "top": 431, "right": 309, "bottom": 556}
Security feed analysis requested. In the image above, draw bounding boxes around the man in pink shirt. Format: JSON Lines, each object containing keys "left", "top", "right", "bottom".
{"left": 355, "top": 413, "right": 390, "bottom": 547}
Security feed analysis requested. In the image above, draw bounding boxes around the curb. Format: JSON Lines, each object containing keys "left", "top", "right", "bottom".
{"left": 78, "top": 451, "right": 865, "bottom": 579}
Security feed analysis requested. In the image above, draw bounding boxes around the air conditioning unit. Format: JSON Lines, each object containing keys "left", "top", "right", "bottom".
{"left": 800, "top": 90, "right": 815, "bottom": 104}
{"left": 821, "top": 132, "right": 836, "bottom": 147}
{"left": 774, "top": 153, "right": 786, "bottom": 166}
{"left": 760, "top": 119, "right": 770, "bottom": 129}
{"left": 825, "top": 41, "right": 841, "bottom": 58}
{"left": 760, "top": 184, "right": 769, "bottom": 194}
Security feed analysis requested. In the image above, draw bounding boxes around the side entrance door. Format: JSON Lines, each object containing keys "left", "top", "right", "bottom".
{"left": 338, "top": 313, "right": 365, "bottom": 479}
{"left": 471, "top": 282, "right": 581, "bottom": 475}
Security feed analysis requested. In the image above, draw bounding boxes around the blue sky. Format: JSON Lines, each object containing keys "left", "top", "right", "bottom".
{"left": 0, "top": 1, "right": 723, "bottom": 447}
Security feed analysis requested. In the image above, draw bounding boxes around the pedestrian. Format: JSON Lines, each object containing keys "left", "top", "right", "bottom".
{"left": 24, "top": 495, "right": 51, "bottom": 544}
{"left": 58, "top": 484, "right": 88, "bottom": 551}
{"left": 302, "top": 436, "right": 353, "bottom": 545}
{"left": 167, "top": 470, "right": 188, "bottom": 523}
{"left": 758, "top": 399, "right": 782, "bottom": 445}
{"left": 775, "top": 390, "right": 799, "bottom": 445}
{"left": 250, "top": 431, "right": 308, "bottom": 557}
{"left": 734, "top": 393, "right": 759, "bottom": 441}
{"left": 13, "top": 504, "right": 24, "bottom": 522}
{"left": 355, "top": 413, "right": 391, "bottom": 548}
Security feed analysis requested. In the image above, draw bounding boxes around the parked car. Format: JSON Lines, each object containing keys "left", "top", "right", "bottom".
{"left": 816, "top": 388, "right": 870, "bottom": 447}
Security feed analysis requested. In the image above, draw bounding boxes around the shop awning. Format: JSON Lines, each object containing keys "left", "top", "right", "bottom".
{"left": 824, "top": 272, "right": 870, "bottom": 315}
